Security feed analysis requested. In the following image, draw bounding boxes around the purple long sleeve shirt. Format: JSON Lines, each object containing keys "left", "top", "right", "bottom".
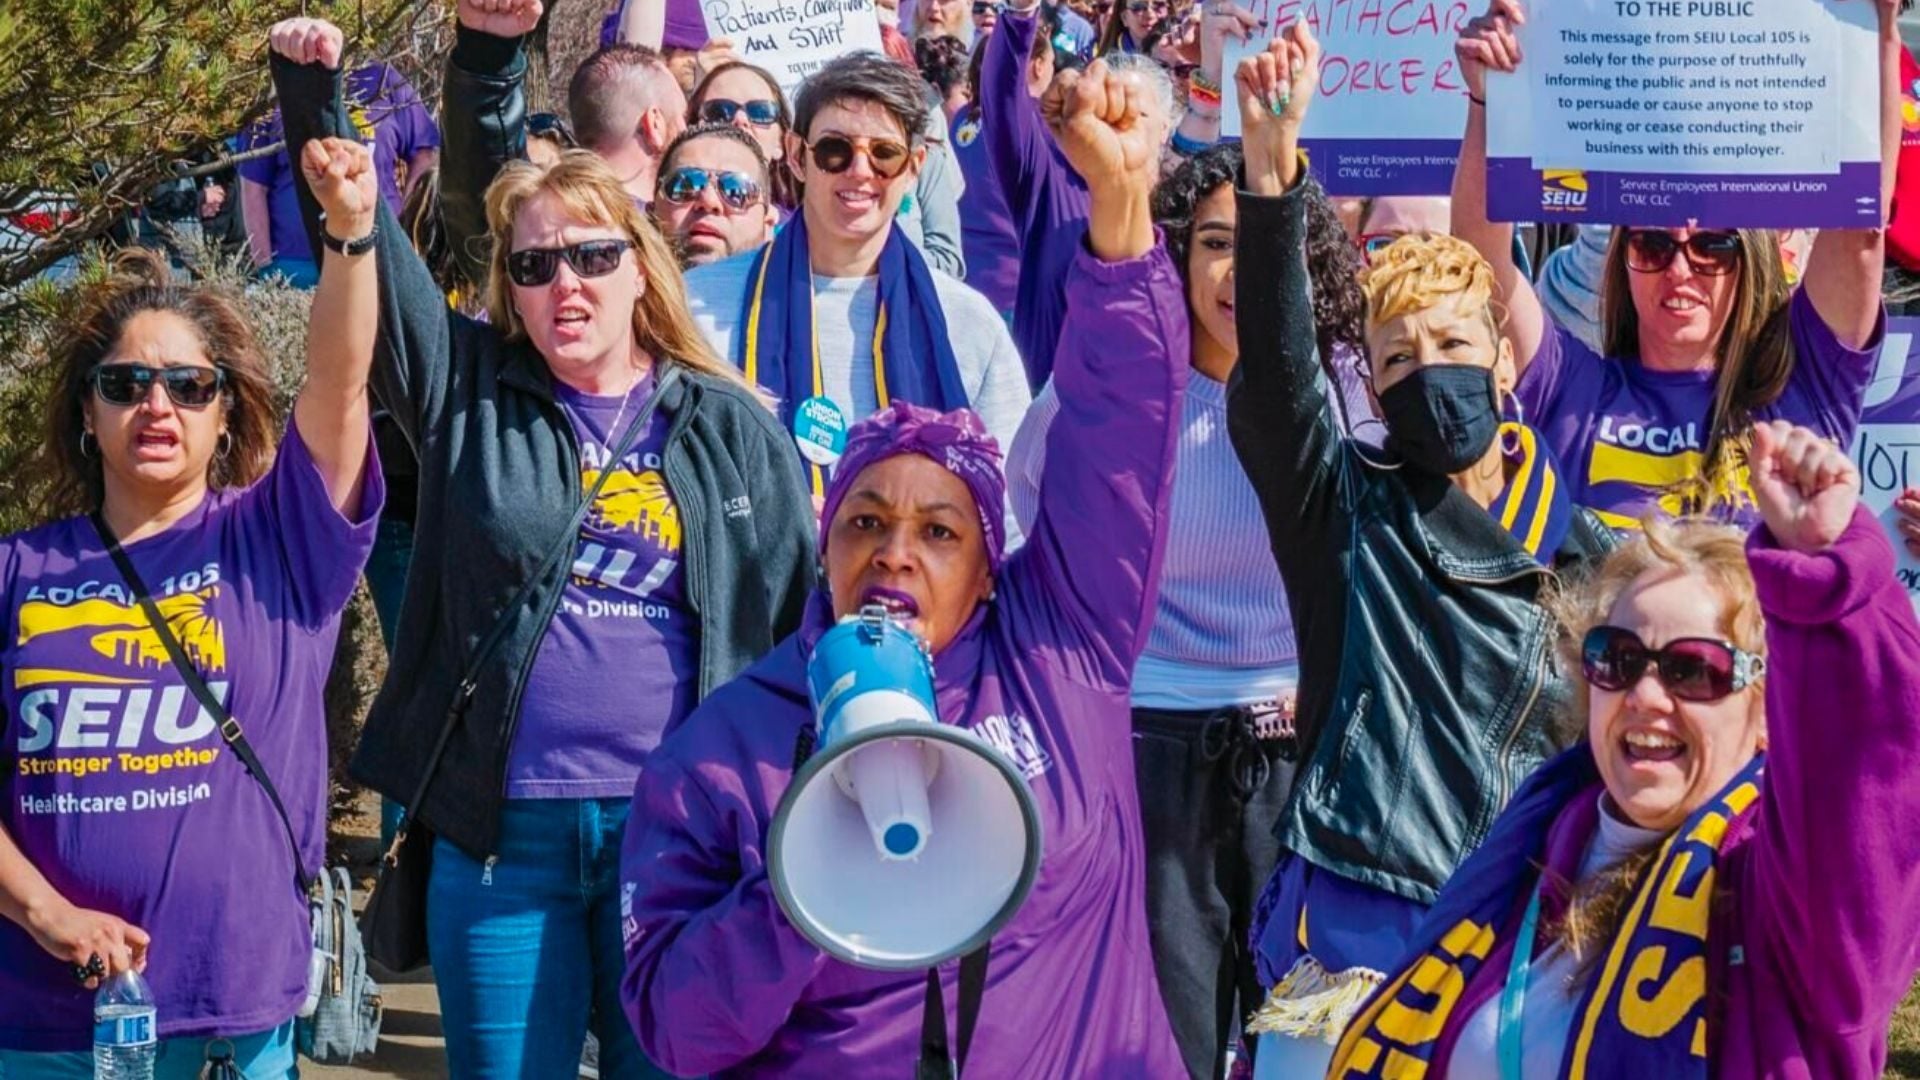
{"left": 617, "top": 244, "right": 1188, "bottom": 1078}
{"left": 1427, "top": 507, "right": 1920, "bottom": 1077}
{"left": 982, "top": 9, "right": 1090, "bottom": 388}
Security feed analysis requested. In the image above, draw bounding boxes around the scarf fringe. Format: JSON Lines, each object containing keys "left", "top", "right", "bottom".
{"left": 1245, "top": 955, "right": 1386, "bottom": 1044}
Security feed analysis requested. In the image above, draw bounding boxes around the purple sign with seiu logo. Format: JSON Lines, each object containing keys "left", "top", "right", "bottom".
{"left": 1486, "top": 159, "right": 1883, "bottom": 228}
{"left": 1853, "top": 318, "right": 1920, "bottom": 610}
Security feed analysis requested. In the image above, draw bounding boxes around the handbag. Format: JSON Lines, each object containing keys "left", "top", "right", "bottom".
{"left": 91, "top": 513, "right": 380, "bottom": 1066}
{"left": 360, "top": 365, "right": 683, "bottom": 972}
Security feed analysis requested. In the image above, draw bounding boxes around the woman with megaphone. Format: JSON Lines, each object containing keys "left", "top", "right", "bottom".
{"left": 617, "top": 58, "right": 1187, "bottom": 1078}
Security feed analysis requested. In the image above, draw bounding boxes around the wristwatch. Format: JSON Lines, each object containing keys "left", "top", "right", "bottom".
{"left": 317, "top": 213, "right": 377, "bottom": 257}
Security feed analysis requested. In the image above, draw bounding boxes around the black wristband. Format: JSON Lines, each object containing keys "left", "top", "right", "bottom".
{"left": 318, "top": 213, "right": 377, "bottom": 257}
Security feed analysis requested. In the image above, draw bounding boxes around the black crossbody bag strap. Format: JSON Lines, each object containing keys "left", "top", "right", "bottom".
{"left": 91, "top": 512, "right": 313, "bottom": 896}
{"left": 915, "top": 945, "right": 990, "bottom": 1079}
{"left": 392, "top": 365, "right": 683, "bottom": 830}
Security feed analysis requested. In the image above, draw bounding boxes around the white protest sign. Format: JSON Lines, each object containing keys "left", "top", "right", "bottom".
{"left": 1487, "top": 0, "right": 1876, "bottom": 177}
{"left": 1852, "top": 321, "right": 1920, "bottom": 619}
{"left": 701, "top": 0, "right": 884, "bottom": 96}
{"left": 1220, "top": 0, "right": 1472, "bottom": 193}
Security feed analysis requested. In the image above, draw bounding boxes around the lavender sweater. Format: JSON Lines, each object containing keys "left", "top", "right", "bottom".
{"left": 1425, "top": 507, "right": 1920, "bottom": 1077}
{"left": 618, "top": 244, "right": 1188, "bottom": 1077}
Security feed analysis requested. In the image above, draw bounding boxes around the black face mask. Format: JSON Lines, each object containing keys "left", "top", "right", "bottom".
{"left": 1378, "top": 363, "right": 1501, "bottom": 475}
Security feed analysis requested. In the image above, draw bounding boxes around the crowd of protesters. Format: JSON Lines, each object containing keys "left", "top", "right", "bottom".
{"left": 4, "top": 0, "right": 1920, "bottom": 1077}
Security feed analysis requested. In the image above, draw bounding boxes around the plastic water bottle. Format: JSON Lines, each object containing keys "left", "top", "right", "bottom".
{"left": 93, "top": 969, "right": 156, "bottom": 1079}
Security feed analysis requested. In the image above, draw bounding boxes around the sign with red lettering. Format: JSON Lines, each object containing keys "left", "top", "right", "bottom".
{"left": 1221, "top": 0, "right": 1471, "bottom": 194}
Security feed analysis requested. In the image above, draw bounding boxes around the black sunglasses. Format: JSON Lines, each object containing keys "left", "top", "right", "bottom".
{"left": 973, "top": 0, "right": 1002, "bottom": 12}
{"left": 505, "top": 239, "right": 633, "bottom": 287}
{"left": 699, "top": 98, "right": 782, "bottom": 127}
{"left": 1623, "top": 229, "right": 1743, "bottom": 277}
{"left": 528, "top": 112, "right": 576, "bottom": 148}
{"left": 659, "top": 167, "right": 765, "bottom": 212}
{"left": 1127, "top": 0, "right": 1169, "bottom": 11}
{"left": 89, "top": 363, "right": 226, "bottom": 409}
{"left": 1581, "top": 625, "right": 1765, "bottom": 703}
{"left": 805, "top": 134, "right": 913, "bottom": 179}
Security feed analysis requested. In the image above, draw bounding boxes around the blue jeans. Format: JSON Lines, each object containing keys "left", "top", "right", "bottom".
{"left": 0, "top": 1022, "right": 295, "bottom": 1079}
{"left": 428, "top": 798, "right": 671, "bottom": 1080}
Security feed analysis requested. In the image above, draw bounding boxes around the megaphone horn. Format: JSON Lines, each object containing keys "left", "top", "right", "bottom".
{"left": 768, "top": 606, "right": 1043, "bottom": 971}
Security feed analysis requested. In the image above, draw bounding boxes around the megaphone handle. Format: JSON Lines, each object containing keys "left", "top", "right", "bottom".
{"left": 914, "top": 945, "right": 991, "bottom": 1079}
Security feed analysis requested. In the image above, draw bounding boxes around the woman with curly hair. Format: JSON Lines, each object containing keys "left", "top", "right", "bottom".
{"left": 1003, "top": 140, "right": 1369, "bottom": 1079}
{"left": 0, "top": 215, "right": 380, "bottom": 1072}
{"left": 1227, "top": 30, "right": 1616, "bottom": 1077}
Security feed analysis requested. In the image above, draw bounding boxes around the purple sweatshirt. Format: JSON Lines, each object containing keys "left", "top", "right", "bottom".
{"left": 1426, "top": 507, "right": 1920, "bottom": 1078}
{"left": 950, "top": 101, "right": 1021, "bottom": 315}
{"left": 982, "top": 8, "right": 1090, "bottom": 388}
{"left": 618, "top": 244, "right": 1189, "bottom": 1077}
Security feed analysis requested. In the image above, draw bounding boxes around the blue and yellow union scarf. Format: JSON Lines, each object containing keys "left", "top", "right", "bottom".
{"left": 1490, "top": 421, "right": 1574, "bottom": 565}
{"left": 738, "top": 212, "right": 969, "bottom": 496}
{"left": 1329, "top": 749, "right": 1764, "bottom": 1079}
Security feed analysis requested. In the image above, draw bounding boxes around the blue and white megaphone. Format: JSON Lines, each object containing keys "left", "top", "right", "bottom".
{"left": 768, "top": 606, "right": 1043, "bottom": 970}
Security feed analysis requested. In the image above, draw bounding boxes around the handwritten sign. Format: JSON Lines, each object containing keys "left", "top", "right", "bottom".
{"left": 1221, "top": 0, "right": 1471, "bottom": 195}
{"left": 1852, "top": 318, "right": 1920, "bottom": 618}
{"left": 1485, "top": 0, "right": 1879, "bottom": 227}
{"left": 701, "top": 0, "right": 883, "bottom": 97}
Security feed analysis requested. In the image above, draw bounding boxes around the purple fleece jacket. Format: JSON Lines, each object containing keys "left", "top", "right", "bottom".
{"left": 1426, "top": 507, "right": 1920, "bottom": 1078}
{"left": 618, "top": 244, "right": 1189, "bottom": 1077}
{"left": 982, "top": 7, "right": 1091, "bottom": 389}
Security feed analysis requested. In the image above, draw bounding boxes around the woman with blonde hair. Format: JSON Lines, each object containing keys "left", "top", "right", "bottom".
{"left": 1451, "top": 0, "right": 1901, "bottom": 531}
{"left": 268, "top": 25, "right": 814, "bottom": 1079}
{"left": 1227, "top": 30, "right": 1615, "bottom": 1077}
{"left": 1329, "top": 419, "right": 1920, "bottom": 1077}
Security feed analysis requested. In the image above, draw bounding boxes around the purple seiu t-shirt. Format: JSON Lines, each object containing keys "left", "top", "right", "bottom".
{"left": 949, "top": 103, "right": 1020, "bottom": 316}
{"left": 1519, "top": 288, "right": 1880, "bottom": 531}
{"left": 507, "top": 378, "right": 699, "bottom": 800}
{"left": 236, "top": 62, "right": 439, "bottom": 264}
{"left": 0, "top": 423, "right": 382, "bottom": 1051}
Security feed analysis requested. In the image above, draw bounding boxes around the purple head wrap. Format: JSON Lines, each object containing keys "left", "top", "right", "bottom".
{"left": 818, "top": 401, "right": 1008, "bottom": 571}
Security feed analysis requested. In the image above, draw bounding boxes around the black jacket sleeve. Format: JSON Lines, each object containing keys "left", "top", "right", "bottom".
{"left": 269, "top": 55, "right": 460, "bottom": 448}
{"left": 440, "top": 26, "right": 531, "bottom": 291}
{"left": 1226, "top": 176, "right": 1352, "bottom": 580}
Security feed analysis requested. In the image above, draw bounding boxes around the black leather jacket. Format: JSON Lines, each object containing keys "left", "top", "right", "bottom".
{"left": 1226, "top": 178, "right": 1615, "bottom": 905}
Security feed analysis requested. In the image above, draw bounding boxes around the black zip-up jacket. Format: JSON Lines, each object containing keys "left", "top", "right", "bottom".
{"left": 1226, "top": 177, "right": 1615, "bottom": 905}
{"left": 269, "top": 57, "right": 816, "bottom": 860}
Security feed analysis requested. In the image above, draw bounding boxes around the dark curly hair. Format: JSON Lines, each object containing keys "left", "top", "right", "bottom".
{"left": 1151, "top": 143, "right": 1366, "bottom": 367}
{"left": 915, "top": 35, "right": 972, "bottom": 101}
{"left": 35, "top": 248, "right": 279, "bottom": 520}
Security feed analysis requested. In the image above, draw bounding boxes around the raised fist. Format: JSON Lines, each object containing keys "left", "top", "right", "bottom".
{"left": 301, "top": 138, "right": 379, "bottom": 243}
{"left": 1234, "top": 20, "right": 1319, "bottom": 192}
{"left": 1042, "top": 60, "right": 1165, "bottom": 196}
{"left": 459, "top": 0, "right": 544, "bottom": 40}
{"left": 1750, "top": 421, "right": 1860, "bottom": 554}
{"left": 1455, "top": 0, "right": 1525, "bottom": 98}
{"left": 269, "top": 17, "right": 344, "bottom": 70}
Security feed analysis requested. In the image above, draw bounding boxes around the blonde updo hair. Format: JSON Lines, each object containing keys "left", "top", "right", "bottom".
{"left": 1541, "top": 516, "right": 1765, "bottom": 976}
{"left": 1358, "top": 233, "right": 1499, "bottom": 338}
{"left": 484, "top": 149, "right": 754, "bottom": 394}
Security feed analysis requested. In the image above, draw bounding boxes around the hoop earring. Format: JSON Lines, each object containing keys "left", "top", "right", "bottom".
{"left": 217, "top": 431, "right": 233, "bottom": 459}
{"left": 1499, "top": 389, "right": 1525, "bottom": 455}
{"left": 79, "top": 431, "right": 96, "bottom": 458}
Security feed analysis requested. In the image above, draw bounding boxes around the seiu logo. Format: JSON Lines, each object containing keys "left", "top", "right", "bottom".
{"left": 1542, "top": 170, "right": 1589, "bottom": 212}
{"left": 1597, "top": 417, "right": 1702, "bottom": 455}
{"left": 15, "top": 682, "right": 230, "bottom": 753}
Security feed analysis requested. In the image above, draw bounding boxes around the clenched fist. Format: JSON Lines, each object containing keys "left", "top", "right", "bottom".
{"left": 1041, "top": 60, "right": 1165, "bottom": 198}
{"left": 301, "top": 138, "right": 379, "bottom": 246}
{"left": 269, "top": 17, "right": 345, "bottom": 70}
{"left": 459, "top": 0, "right": 544, "bottom": 39}
{"left": 1751, "top": 421, "right": 1860, "bottom": 554}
